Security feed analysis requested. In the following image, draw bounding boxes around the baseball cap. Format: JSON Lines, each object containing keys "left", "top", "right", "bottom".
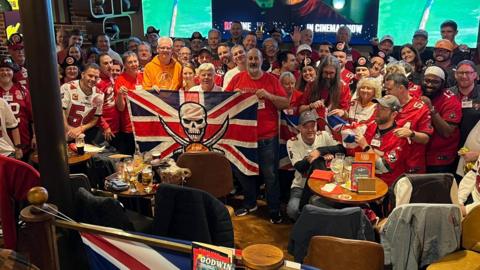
{"left": 434, "top": 39, "right": 454, "bottom": 51}
{"left": 198, "top": 46, "right": 212, "bottom": 55}
{"left": 7, "top": 33, "right": 24, "bottom": 50}
{"left": 332, "top": 42, "right": 347, "bottom": 53}
{"left": 413, "top": 29, "right": 428, "bottom": 39}
{"left": 424, "top": 66, "right": 445, "bottom": 81}
{"left": 373, "top": 95, "right": 401, "bottom": 112}
{"left": 190, "top": 31, "right": 204, "bottom": 41}
{"left": 297, "top": 44, "right": 312, "bottom": 54}
{"left": 0, "top": 57, "right": 19, "bottom": 72}
{"left": 299, "top": 110, "right": 319, "bottom": 125}
{"left": 145, "top": 26, "right": 160, "bottom": 36}
{"left": 355, "top": 56, "right": 372, "bottom": 69}
{"left": 380, "top": 35, "right": 394, "bottom": 44}
{"left": 61, "top": 56, "right": 82, "bottom": 70}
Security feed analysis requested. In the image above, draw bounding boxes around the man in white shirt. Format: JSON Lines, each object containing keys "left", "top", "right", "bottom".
{"left": 0, "top": 98, "right": 21, "bottom": 158}
{"left": 286, "top": 110, "right": 344, "bottom": 220}
{"left": 189, "top": 63, "right": 222, "bottom": 92}
{"left": 222, "top": 45, "right": 246, "bottom": 89}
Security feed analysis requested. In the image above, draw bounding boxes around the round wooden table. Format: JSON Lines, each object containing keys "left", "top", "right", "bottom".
{"left": 31, "top": 151, "right": 93, "bottom": 165}
{"left": 308, "top": 177, "right": 388, "bottom": 204}
{"left": 116, "top": 181, "right": 156, "bottom": 197}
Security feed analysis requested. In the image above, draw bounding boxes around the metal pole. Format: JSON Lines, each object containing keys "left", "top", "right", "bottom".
{"left": 18, "top": 0, "right": 72, "bottom": 214}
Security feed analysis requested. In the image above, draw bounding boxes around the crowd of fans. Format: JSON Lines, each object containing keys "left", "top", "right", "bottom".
{"left": 1, "top": 19, "right": 479, "bottom": 224}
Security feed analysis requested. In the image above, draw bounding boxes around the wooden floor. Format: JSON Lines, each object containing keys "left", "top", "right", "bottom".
{"left": 229, "top": 198, "right": 295, "bottom": 261}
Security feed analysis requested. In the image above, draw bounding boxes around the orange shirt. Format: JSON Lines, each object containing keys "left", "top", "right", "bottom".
{"left": 142, "top": 57, "right": 182, "bottom": 91}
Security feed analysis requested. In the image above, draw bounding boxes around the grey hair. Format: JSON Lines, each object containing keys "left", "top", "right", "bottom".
{"left": 279, "top": 71, "right": 295, "bottom": 83}
{"left": 197, "top": 63, "right": 215, "bottom": 74}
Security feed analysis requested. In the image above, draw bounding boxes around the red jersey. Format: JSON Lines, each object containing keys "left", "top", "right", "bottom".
{"left": 369, "top": 124, "right": 409, "bottom": 186}
{"left": 345, "top": 48, "right": 361, "bottom": 72}
{"left": 13, "top": 67, "right": 28, "bottom": 88}
{"left": 426, "top": 90, "right": 462, "bottom": 166}
{"left": 61, "top": 80, "right": 104, "bottom": 127}
{"left": 97, "top": 74, "right": 120, "bottom": 133}
{"left": 396, "top": 96, "right": 434, "bottom": 173}
{"left": 225, "top": 71, "right": 287, "bottom": 140}
{"left": 341, "top": 68, "right": 354, "bottom": 86}
{"left": 0, "top": 83, "right": 33, "bottom": 152}
{"left": 300, "top": 81, "right": 352, "bottom": 115}
{"left": 408, "top": 82, "right": 422, "bottom": 99}
{"left": 114, "top": 72, "right": 144, "bottom": 133}
{"left": 284, "top": 90, "right": 303, "bottom": 116}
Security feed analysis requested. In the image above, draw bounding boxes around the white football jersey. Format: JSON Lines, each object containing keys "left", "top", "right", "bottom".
{"left": 61, "top": 80, "right": 104, "bottom": 127}
{"left": 0, "top": 98, "right": 18, "bottom": 156}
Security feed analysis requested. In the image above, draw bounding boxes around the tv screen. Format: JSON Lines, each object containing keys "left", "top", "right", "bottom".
{"left": 142, "top": 0, "right": 212, "bottom": 38}
{"left": 212, "top": 0, "right": 379, "bottom": 45}
{"left": 378, "top": 0, "right": 479, "bottom": 48}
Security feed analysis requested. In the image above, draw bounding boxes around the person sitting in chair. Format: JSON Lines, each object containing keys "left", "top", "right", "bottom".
{"left": 458, "top": 156, "right": 480, "bottom": 216}
{"left": 286, "top": 110, "right": 344, "bottom": 220}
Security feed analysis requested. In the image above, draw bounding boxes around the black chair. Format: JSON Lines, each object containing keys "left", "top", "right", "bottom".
{"left": 151, "top": 183, "right": 234, "bottom": 247}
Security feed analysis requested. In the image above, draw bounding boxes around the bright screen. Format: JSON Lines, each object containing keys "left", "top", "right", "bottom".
{"left": 142, "top": 0, "right": 212, "bottom": 38}
{"left": 378, "top": 0, "right": 479, "bottom": 47}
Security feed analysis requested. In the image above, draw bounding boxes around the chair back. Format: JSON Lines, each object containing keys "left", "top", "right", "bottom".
{"left": 392, "top": 173, "right": 458, "bottom": 208}
{"left": 304, "top": 236, "right": 384, "bottom": 270}
{"left": 462, "top": 205, "right": 480, "bottom": 252}
{"left": 177, "top": 151, "right": 233, "bottom": 198}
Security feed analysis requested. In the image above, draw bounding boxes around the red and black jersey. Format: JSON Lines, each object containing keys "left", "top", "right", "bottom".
{"left": 426, "top": 89, "right": 462, "bottom": 166}
{"left": 13, "top": 67, "right": 28, "bottom": 88}
{"left": 0, "top": 83, "right": 33, "bottom": 152}
{"left": 97, "top": 74, "right": 120, "bottom": 133}
{"left": 341, "top": 68, "right": 354, "bottom": 86}
{"left": 396, "top": 96, "right": 434, "bottom": 173}
{"left": 369, "top": 123, "right": 409, "bottom": 186}
{"left": 408, "top": 81, "right": 422, "bottom": 99}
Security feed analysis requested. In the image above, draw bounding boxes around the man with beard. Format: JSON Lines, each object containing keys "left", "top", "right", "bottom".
{"left": 299, "top": 55, "right": 351, "bottom": 131}
{"left": 7, "top": 33, "right": 28, "bottom": 87}
{"left": 217, "top": 43, "right": 235, "bottom": 72}
{"left": 225, "top": 48, "right": 289, "bottom": 224}
{"left": 96, "top": 53, "right": 120, "bottom": 145}
{"left": 228, "top": 21, "right": 243, "bottom": 46}
{"left": 95, "top": 34, "right": 122, "bottom": 65}
{"left": 143, "top": 37, "right": 182, "bottom": 90}
{"left": 412, "top": 29, "right": 433, "bottom": 64}
{"left": 189, "top": 31, "right": 204, "bottom": 65}
{"left": 262, "top": 38, "right": 279, "bottom": 72}
{"left": 223, "top": 44, "right": 246, "bottom": 89}
{"left": 317, "top": 41, "right": 332, "bottom": 62}
{"left": 355, "top": 95, "right": 408, "bottom": 186}
{"left": 384, "top": 73, "right": 433, "bottom": 173}
{"left": 136, "top": 42, "right": 152, "bottom": 71}
{"left": 61, "top": 64, "right": 104, "bottom": 143}
{"left": 433, "top": 39, "right": 456, "bottom": 87}
{"left": 421, "top": 66, "right": 462, "bottom": 173}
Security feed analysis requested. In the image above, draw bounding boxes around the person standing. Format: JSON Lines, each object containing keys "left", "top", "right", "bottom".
{"left": 225, "top": 48, "right": 289, "bottom": 223}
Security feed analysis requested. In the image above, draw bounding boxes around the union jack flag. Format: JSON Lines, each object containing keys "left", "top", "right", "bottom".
{"left": 127, "top": 90, "right": 259, "bottom": 175}
{"left": 279, "top": 112, "right": 299, "bottom": 170}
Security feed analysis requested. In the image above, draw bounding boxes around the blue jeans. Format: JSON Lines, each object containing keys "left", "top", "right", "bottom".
{"left": 233, "top": 137, "right": 280, "bottom": 213}
{"left": 287, "top": 187, "right": 303, "bottom": 220}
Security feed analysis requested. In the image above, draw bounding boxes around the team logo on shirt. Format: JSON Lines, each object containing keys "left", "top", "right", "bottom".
{"left": 72, "top": 93, "right": 78, "bottom": 100}
{"left": 449, "top": 112, "right": 457, "bottom": 119}
{"left": 413, "top": 101, "right": 424, "bottom": 109}
{"left": 388, "top": 150, "right": 397, "bottom": 163}
{"left": 92, "top": 95, "right": 103, "bottom": 107}
{"left": 15, "top": 90, "right": 23, "bottom": 100}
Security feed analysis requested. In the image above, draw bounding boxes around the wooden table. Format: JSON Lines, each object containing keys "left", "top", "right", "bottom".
{"left": 116, "top": 181, "right": 156, "bottom": 197}
{"left": 308, "top": 177, "right": 388, "bottom": 204}
{"left": 31, "top": 151, "right": 93, "bottom": 165}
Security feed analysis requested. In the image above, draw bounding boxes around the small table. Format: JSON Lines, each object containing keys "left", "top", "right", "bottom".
{"left": 308, "top": 177, "right": 388, "bottom": 204}
{"left": 31, "top": 151, "right": 93, "bottom": 165}
{"left": 116, "top": 181, "right": 156, "bottom": 198}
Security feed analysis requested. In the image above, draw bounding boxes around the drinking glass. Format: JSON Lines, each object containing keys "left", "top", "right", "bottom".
{"left": 141, "top": 165, "right": 153, "bottom": 186}
{"left": 343, "top": 157, "right": 353, "bottom": 187}
{"left": 330, "top": 157, "right": 344, "bottom": 184}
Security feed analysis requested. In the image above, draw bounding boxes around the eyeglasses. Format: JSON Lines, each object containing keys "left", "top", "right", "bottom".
{"left": 456, "top": 71, "right": 476, "bottom": 77}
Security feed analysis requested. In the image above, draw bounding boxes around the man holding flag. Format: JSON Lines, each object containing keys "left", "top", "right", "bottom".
{"left": 225, "top": 48, "right": 289, "bottom": 224}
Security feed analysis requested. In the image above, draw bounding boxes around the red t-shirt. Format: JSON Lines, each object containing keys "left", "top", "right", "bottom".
{"left": 284, "top": 90, "right": 304, "bottom": 116}
{"left": 426, "top": 90, "right": 462, "bottom": 166}
{"left": 396, "top": 96, "right": 434, "bottom": 173}
{"left": 114, "top": 72, "right": 144, "bottom": 133}
{"left": 97, "top": 74, "right": 120, "bottom": 133}
{"left": 225, "top": 71, "right": 287, "bottom": 140}
{"left": 408, "top": 82, "right": 422, "bottom": 99}
{"left": 300, "top": 81, "right": 352, "bottom": 114}
{"left": 0, "top": 83, "right": 33, "bottom": 152}
{"left": 368, "top": 124, "right": 409, "bottom": 186}
{"left": 341, "top": 68, "right": 354, "bottom": 86}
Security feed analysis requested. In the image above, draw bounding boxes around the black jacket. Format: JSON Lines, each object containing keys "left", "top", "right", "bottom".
{"left": 152, "top": 184, "right": 234, "bottom": 247}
